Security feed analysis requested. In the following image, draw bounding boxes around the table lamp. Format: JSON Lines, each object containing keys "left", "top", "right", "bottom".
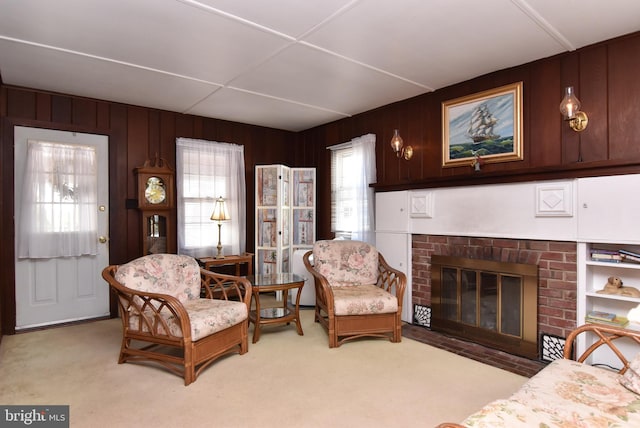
{"left": 210, "top": 196, "right": 230, "bottom": 259}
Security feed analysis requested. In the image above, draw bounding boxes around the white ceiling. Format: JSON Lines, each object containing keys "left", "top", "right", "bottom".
{"left": 1, "top": 0, "right": 639, "bottom": 132}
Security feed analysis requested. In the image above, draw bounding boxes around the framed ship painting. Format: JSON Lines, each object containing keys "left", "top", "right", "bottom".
{"left": 442, "top": 82, "right": 523, "bottom": 167}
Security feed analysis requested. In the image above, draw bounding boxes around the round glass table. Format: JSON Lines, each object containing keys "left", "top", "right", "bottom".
{"left": 246, "top": 273, "right": 305, "bottom": 343}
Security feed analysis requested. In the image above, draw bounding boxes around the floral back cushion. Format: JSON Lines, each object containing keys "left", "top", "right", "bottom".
{"left": 115, "top": 253, "right": 201, "bottom": 303}
{"left": 312, "top": 240, "right": 378, "bottom": 286}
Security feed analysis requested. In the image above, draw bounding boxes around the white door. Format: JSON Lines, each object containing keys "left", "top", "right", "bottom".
{"left": 14, "top": 126, "right": 110, "bottom": 330}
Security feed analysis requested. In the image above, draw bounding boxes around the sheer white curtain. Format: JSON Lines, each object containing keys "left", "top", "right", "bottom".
{"left": 329, "top": 133, "right": 377, "bottom": 245}
{"left": 18, "top": 140, "right": 98, "bottom": 258}
{"left": 176, "top": 137, "right": 246, "bottom": 258}
{"left": 350, "top": 134, "right": 377, "bottom": 244}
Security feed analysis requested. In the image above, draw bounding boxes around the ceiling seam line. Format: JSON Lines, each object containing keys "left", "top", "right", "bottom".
{"left": 510, "top": 0, "right": 576, "bottom": 51}
{"left": 225, "top": 86, "right": 353, "bottom": 116}
{"left": 0, "top": 35, "right": 224, "bottom": 87}
{"left": 175, "top": 0, "right": 296, "bottom": 42}
{"left": 298, "top": 41, "right": 434, "bottom": 91}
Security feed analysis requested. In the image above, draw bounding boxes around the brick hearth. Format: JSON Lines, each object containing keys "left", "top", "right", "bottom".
{"left": 411, "top": 235, "right": 578, "bottom": 356}
{"left": 402, "top": 322, "right": 546, "bottom": 377}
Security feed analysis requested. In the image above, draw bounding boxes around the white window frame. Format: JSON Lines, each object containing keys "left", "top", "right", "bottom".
{"left": 176, "top": 138, "right": 246, "bottom": 258}
{"left": 328, "top": 134, "right": 377, "bottom": 244}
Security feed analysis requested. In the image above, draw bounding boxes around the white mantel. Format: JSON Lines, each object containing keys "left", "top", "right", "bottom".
{"left": 375, "top": 174, "right": 640, "bottom": 322}
{"left": 377, "top": 174, "right": 640, "bottom": 245}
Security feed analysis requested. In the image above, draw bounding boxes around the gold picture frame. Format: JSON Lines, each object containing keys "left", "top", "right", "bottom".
{"left": 442, "top": 82, "right": 523, "bottom": 167}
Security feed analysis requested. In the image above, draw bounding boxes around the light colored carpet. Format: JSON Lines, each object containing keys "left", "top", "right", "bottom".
{"left": 0, "top": 309, "right": 526, "bottom": 428}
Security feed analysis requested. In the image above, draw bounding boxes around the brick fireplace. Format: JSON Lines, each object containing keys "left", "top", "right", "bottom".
{"left": 411, "top": 235, "right": 578, "bottom": 358}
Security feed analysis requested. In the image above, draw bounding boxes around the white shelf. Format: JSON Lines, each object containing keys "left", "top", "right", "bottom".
{"left": 586, "top": 260, "right": 640, "bottom": 270}
{"left": 585, "top": 292, "right": 640, "bottom": 303}
{"left": 578, "top": 242, "right": 640, "bottom": 369}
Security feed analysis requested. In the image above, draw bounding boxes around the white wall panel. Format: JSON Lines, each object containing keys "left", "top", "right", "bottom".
{"left": 408, "top": 180, "right": 578, "bottom": 241}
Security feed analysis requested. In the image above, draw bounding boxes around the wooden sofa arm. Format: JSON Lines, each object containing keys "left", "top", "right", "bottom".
{"left": 563, "top": 323, "right": 640, "bottom": 374}
{"left": 435, "top": 324, "right": 640, "bottom": 428}
{"left": 200, "top": 269, "right": 252, "bottom": 306}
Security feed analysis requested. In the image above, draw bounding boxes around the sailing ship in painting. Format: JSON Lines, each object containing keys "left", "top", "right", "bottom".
{"left": 467, "top": 103, "right": 499, "bottom": 143}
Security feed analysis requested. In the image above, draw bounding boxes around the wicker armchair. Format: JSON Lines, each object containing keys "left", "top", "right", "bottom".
{"left": 102, "top": 253, "right": 251, "bottom": 385}
{"left": 303, "top": 240, "right": 406, "bottom": 348}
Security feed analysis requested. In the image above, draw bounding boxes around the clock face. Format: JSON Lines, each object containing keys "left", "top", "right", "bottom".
{"left": 144, "top": 176, "right": 167, "bottom": 204}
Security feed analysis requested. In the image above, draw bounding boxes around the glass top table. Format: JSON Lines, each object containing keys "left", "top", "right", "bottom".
{"left": 246, "top": 273, "right": 305, "bottom": 343}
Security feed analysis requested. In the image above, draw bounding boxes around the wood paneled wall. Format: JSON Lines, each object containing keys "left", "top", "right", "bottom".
{"left": 0, "top": 87, "right": 299, "bottom": 333}
{"left": 301, "top": 32, "right": 640, "bottom": 241}
{"left": 2, "top": 31, "right": 640, "bottom": 334}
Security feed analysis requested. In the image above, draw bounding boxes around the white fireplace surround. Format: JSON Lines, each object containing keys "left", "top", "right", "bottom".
{"left": 375, "top": 174, "right": 640, "bottom": 322}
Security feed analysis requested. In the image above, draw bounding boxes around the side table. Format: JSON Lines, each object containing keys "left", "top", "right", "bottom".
{"left": 247, "top": 273, "right": 305, "bottom": 343}
{"left": 199, "top": 253, "right": 253, "bottom": 276}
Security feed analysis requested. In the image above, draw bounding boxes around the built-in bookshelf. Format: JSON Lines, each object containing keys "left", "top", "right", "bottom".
{"left": 255, "top": 165, "right": 315, "bottom": 275}
{"left": 577, "top": 242, "right": 640, "bottom": 369}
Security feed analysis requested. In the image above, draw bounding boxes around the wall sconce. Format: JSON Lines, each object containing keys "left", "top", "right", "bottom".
{"left": 559, "top": 86, "right": 588, "bottom": 132}
{"left": 210, "top": 196, "right": 230, "bottom": 259}
{"left": 390, "top": 129, "right": 413, "bottom": 160}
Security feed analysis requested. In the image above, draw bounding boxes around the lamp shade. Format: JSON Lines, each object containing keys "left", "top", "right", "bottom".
{"left": 390, "top": 129, "right": 404, "bottom": 152}
{"left": 559, "top": 86, "right": 581, "bottom": 120}
{"left": 210, "top": 196, "right": 230, "bottom": 221}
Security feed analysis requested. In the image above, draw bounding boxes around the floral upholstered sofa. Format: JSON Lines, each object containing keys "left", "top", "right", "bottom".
{"left": 437, "top": 324, "right": 640, "bottom": 428}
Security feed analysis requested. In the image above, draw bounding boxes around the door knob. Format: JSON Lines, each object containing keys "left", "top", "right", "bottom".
{"left": 98, "top": 236, "right": 108, "bottom": 244}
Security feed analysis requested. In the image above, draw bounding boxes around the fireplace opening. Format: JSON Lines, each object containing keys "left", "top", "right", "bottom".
{"left": 431, "top": 255, "right": 539, "bottom": 359}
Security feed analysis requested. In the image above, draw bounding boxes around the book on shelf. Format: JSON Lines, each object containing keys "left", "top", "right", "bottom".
{"left": 590, "top": 248, "right": 623, "bottom": 261}
{"left": 591, "top": 248, "right": 620, "bottom": 255}
{"left": 586, "top": 310, "right": 616, "bottom": 322}
{"left": 619, "top": 249, "right": 640, "bottom": 263}
{"left": 585, "top": 315, "right": 629, "bottom": 328}
{"left": 590, "top": 253, "right": 623, "bottom": 262}
{"left": 620, "top": 249, "right": 640, "bottom": 258}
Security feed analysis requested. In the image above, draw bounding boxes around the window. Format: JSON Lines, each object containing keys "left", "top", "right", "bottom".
{"left": 18, "top": 140, "right": 98, "bottom": 258}
{"left": 331, "top": 146, "right": 356, "bottom": 239}
{"left": 176, "top": 138, "right": 246, "bottom": 258}
{"left": 329, "top": 134, "right": 376, "bottom": 244}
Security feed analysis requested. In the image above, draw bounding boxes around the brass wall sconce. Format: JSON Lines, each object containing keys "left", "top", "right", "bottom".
{"left": 390, "top": 129, "right": 413, "bottom": 160}
{"left": 559, "top": 86, "right": 588, "bottom": 132}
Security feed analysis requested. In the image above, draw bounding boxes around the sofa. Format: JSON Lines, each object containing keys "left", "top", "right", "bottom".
{"left": 437, "top": 323, "right": 640, "bottom": 427}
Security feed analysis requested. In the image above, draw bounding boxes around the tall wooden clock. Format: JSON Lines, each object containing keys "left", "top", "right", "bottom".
{"left": 135, "top": 157, "right": 176, "bottom": 255}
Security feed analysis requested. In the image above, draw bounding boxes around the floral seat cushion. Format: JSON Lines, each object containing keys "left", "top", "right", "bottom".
{"left": 331, "top": 284, "right": 398, "bottom": 315}
{"left": 128, "top": 299, "right": 248, "bottom": 341}
{"left": 313, "top": 240, "right": 397, "bottom": 315}
{"left": 461, "top": 358, "right": 640, "bottom": 427}
{"left": 115, "top": 253, "right": 248, "bottom": 341}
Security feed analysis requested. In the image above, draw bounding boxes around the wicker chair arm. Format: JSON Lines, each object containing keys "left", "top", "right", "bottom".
{"left": 563, "top": 323, "right": 640, "bottom": 374}
{"left": 102, "top": 265, "right": 192, "bottom": 341}
{"left": 302, "top": 250, "right": 335, "bottom": 312}
{"left": 200, "top": 269, "right": 252, "bottom": 307}
{"left": 377, "top": 253, "right": 407, "bottom": 301}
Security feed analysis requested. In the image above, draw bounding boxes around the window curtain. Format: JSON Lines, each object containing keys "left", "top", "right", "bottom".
{"left": 329, "top": 133, "right": 377, "bottom": 244}
{"left": 176, "top": 137, "right": 246, "bottom": 258}
{"left": 18, "top": 140, "right": 98, "bottom": 258}
{"left": 350, "top": 134, "right": 377, "bottom": 244}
